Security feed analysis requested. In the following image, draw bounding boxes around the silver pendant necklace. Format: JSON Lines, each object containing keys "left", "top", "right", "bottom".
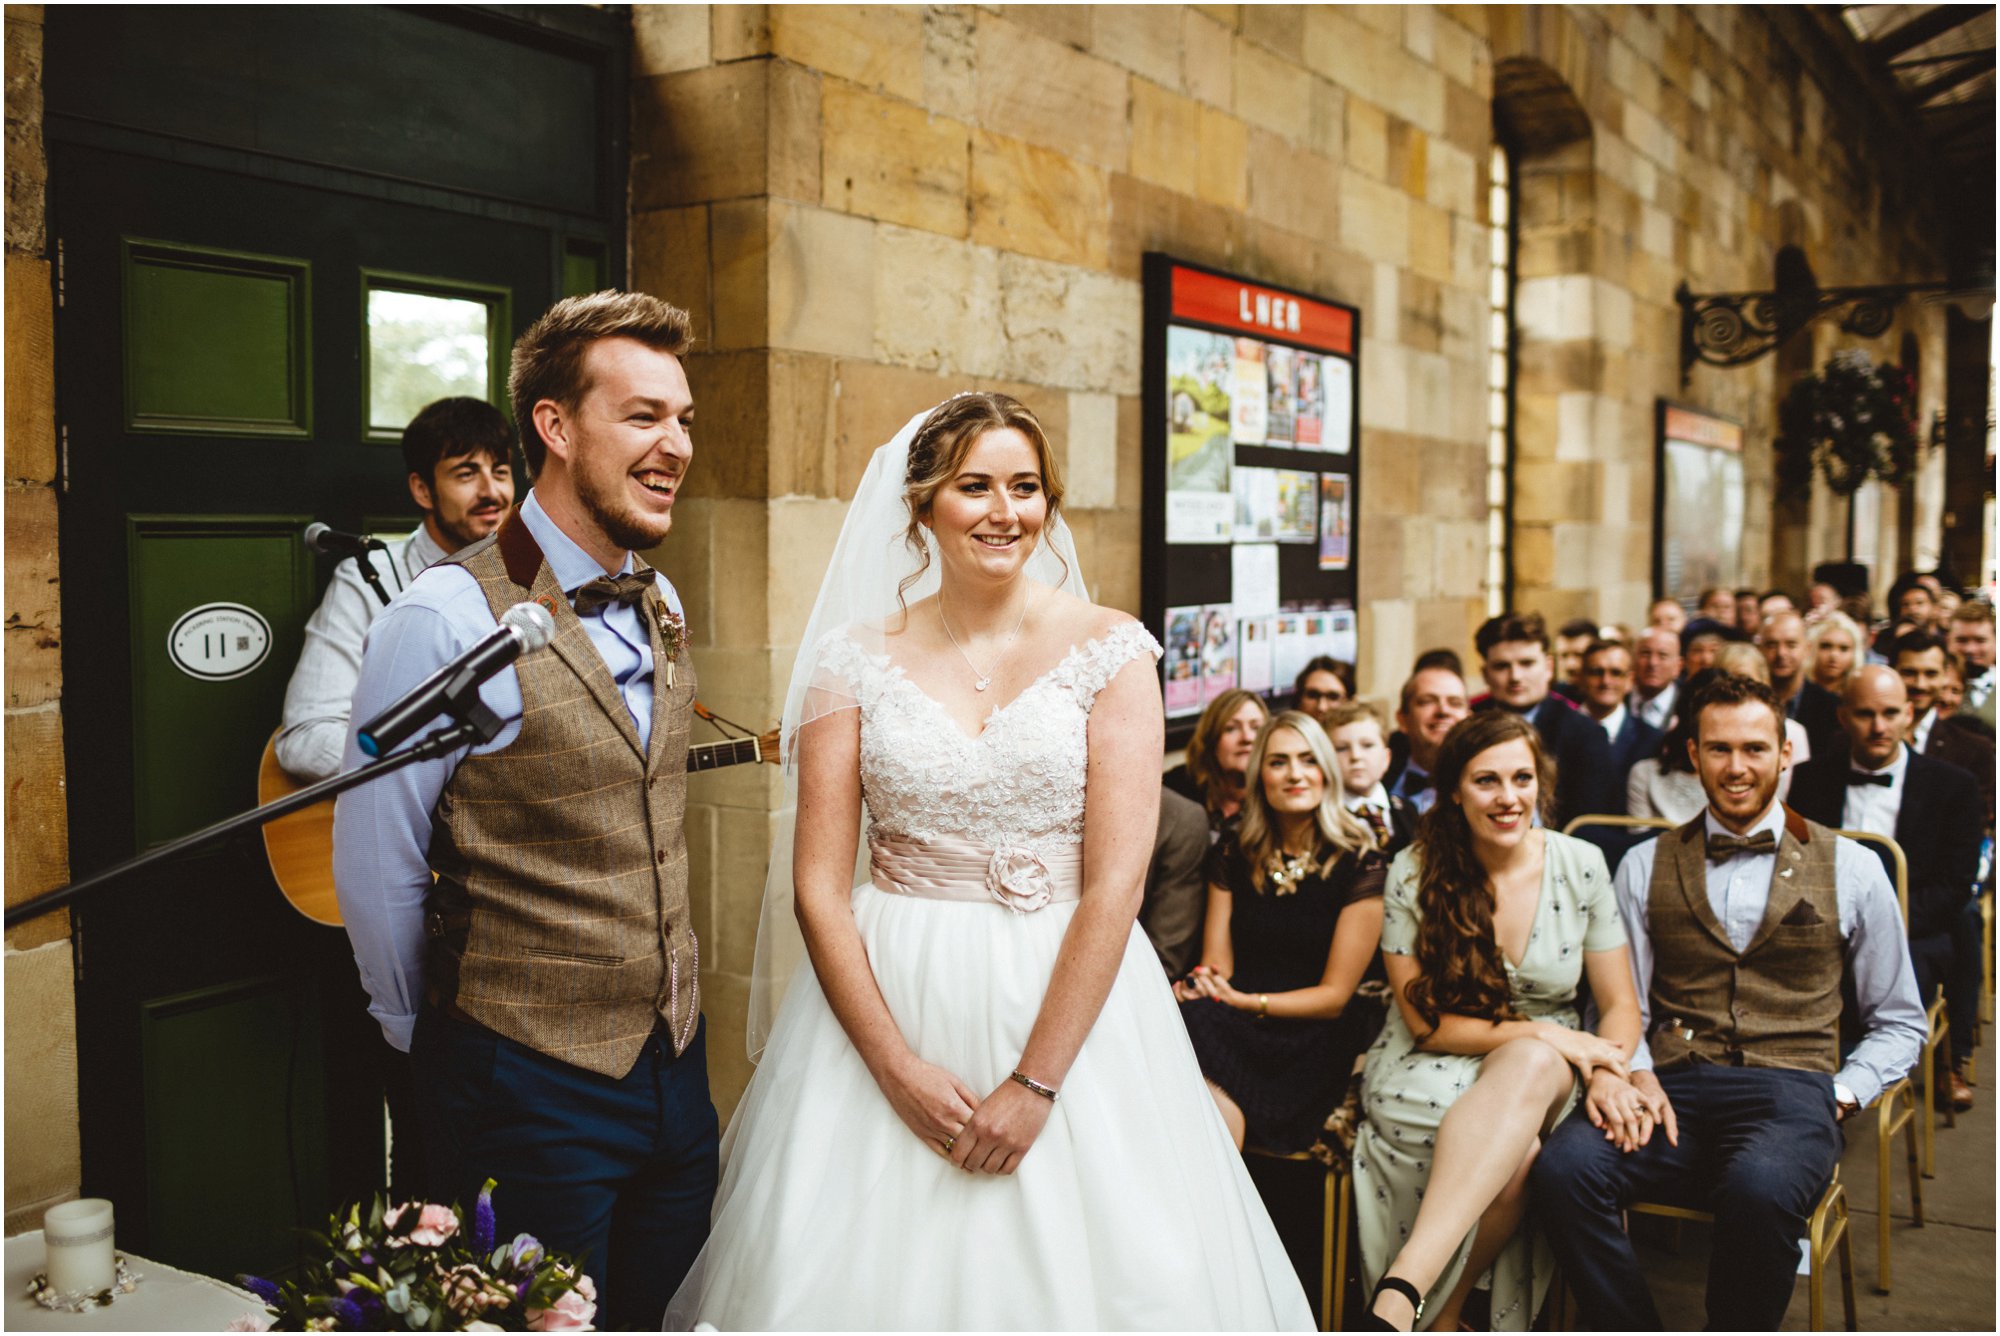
{"left": 940, "top": 586, "right": 1031, "bottom": 691}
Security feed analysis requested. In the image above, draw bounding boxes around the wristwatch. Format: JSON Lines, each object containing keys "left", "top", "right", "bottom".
{"left": 1833, "top": 1080, "right": 1861, "bottom": 1121}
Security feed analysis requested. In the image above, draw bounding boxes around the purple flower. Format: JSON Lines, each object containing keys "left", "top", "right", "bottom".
{"left": 332, "top": 1296, "right": 365, "bottom": 1328}
{"left": 239, "top": 1275, "right": 282, "bottom": 1306}
{"left": 472, "top": 1181, "right": 497, "bottom": 1256}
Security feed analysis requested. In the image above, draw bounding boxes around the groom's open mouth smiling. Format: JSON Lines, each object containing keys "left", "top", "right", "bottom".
{"left": 634, "top": 469, "right": 678, "bottom": 505}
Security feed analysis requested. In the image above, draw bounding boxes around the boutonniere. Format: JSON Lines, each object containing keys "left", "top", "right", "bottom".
{"left": 656, "top": 604, "right": 688, "bottom": 688}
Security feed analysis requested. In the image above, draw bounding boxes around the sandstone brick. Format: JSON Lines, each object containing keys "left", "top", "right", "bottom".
{"left": 1181, "top": 9, "right": 1233, "bottom": 106}
{"left": 969, "top": 130, "right": 1111, "bottom": 270}
{"left": 1361, "top": 340, "right": 1409, "bottom": 433}
{"left": 1240, "top": 221, "right": 1318, "bottom": 297}
{"left": 1092, "top": 5, "right": 1181, "bottom": 88}
{"left": 1338, "top": 168, "right": 1409, "bottom": 266}
{"left": 1130, "top": 78, "right": 1201, "bottom": 196}
{"left": 1233, "top": 39, "right": 1311, "bottom": 143}
{"left": 768, "top": 58, "right": 823, "bottom": 203}
{"left": 1192, "top": 4, "right": 1239, "bottom": 30}
{"left": 768, "top": 494, "right": 859, "bottom": 640}
{"left": 1116, "top": 394, "right": 1142, "bottom": 509}
{"left": 1305, "top": 78, "right": 1345, "bottom": 161}
{"left": 1388, "top": 120, "right": 1428, "bottom": 201}
{"left": 1345, "top": 96, "right": 1388, "bottom": 181}
{"left": 1431, "top": 15, "right": 1480, "bottom": 89}
{"left": 633, "top": 3, "right": 711, "bottom": 76}
{"left": 1513, "top": 460, "right": 1598, "bottom": 524}
{"left": 1195, "top": 106, "right": 1249, "bottom": 212}
{"left": 1301, "top": 8, "right": 1444, "bottom": 134}
{"left": 1241, "top": 3, "right": 1303, "bottom": 53}
{"left": 1443, "top": 79, "right": 1489, "bottom": 153}
{"left": 631, "top": 207, "right": 712, "bottom": 346}
{"left": 700, "top": 969, "right": 755, "bottom": 1122}
{"left": 769, "top": 203, "right": 876, "bottom": 358}
{"left": 5, "top": 255, "right": 53, "bottom": 484}
{"left": 1065, "top": 391, "right": 1119, "bottom": 509}
{"left": 705, "top": 802, "right": 779, "bottom": 978}
{"left": 1426, "top": 140, "right": 1479, "bottom": 218}
{"left": 821, "top": 81, "right": 970, "bottom": 238}
{"left": 923, "top": 4, "right": 977, "bottom": 121}
{"left": 5, "top": 7, "right": 46, "bottom": 257}
{"left": 706, "top": 502, "right": 772, "bottom": 671}
{"left": 3, "top": 942, "right": 78, "bottom": 1220}
{"left": 709, "top": 198, "right": 769, "bottom": 350}
{"left": 684, "top": 350, "right": 770, "bottom": 498}
{"left": 993, "top": 252, "right": 1141, "bottom": 395}
{"left": 1408, "top": 200, "right": 1453, "bottom": 282}
{"left": 1106, "top": 171, "right": 1243, "bottom": 282}
{"left": 975, "top": 18, "right": 1129, "bottom": 173}
{"left": 766, "top": 349, "right": 839, "bottom": 499}
{"left": 634, "top": 61, "right": 819, "bottom": 208}
{"left": 873, "top": 225, "right": 1001, "bottom": 376}
{"left": 833, "top": 359, "right": 954, "bottom": 499}
{"left": 998, "top": 4, "right": 1091, "bottom": 50}
{"left": 4, "top": 703, "right": 67, "bottom": 905}
{"left": 1246, "top": 130, "right": 1337, "bottom": 240}
{"left": 5, "top": 479, "right": 57, "bottom": 645}
{"left": 770, "top": 5, "right": 922, "bottom": 102}
{"left": 710, "top": 5, "right": 770, "bottom": 61}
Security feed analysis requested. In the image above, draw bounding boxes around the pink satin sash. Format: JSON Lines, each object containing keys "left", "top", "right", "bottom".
{"left": 868, "top": 833, "right": 1082, "bottom": 913}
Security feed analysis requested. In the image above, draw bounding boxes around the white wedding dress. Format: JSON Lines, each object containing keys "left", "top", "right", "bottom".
{"left": 666, "top": 621, "right": 1312, "bottom": 1330}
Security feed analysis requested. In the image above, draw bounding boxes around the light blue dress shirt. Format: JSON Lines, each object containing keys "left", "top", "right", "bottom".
{"left": 331, "top": 490, "right": 684, "bottom": 1051}
{"left": 1611, "top": 799, "right": 1928, "bottom": 1108}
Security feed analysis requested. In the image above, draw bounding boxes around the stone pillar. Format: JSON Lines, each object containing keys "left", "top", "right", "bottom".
{"left": 3, "top": 0, "right": 82, "bottom": 1232}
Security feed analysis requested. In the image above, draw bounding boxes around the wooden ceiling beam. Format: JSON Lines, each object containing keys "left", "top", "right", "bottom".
{"left": 1868, "top": 5, "right": 1986, "bottom": 62}
{"left": 1909, "top": 49, "right": 1998, "bottom": 102}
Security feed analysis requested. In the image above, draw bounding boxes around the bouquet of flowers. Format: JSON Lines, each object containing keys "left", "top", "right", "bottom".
{"left": 234, "top": 1181, "right": 596, "bottom": 1331}
{"left": 1775, "top": 349, "right": 1919, "bottom": 499}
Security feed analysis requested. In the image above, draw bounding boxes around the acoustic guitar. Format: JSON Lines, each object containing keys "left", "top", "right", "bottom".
{"left": 258, "top": 718, "right": 781, "bottom": 927}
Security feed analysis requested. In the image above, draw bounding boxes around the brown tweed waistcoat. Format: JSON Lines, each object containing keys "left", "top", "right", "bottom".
{"left": 1644, "top": 807, "right": 1843, "bottom": 1074}
{"left": 424, "top": 512, "right": 698, "bottom": 1078}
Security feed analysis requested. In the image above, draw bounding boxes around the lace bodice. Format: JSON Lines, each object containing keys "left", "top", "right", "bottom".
{"left": 812, "top": 620, "right": 1163, "bottom": 853}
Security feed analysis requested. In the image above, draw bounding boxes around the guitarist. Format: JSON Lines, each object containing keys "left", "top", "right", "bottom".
{"left": 333, "top": 292, "right": 717, "bottom": 1329}
{"left": 275, "top": 397, "right": 516, "bottom": 782}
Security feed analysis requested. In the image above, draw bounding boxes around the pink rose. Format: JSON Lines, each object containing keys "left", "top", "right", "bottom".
{"left": 985, "top": 846, "right": 1052, "bottom": 913}
{"left": 383, "top": 1201, "right": 458, "bottom": 1247}
{"left": 439, "top": 1263, "right": 511, "bottom": 1317}
{"left": 225, "top": 1314, "right": 273, "bottom": 1332}
{"left": 527, "top": 1283, "right": 597, "bottom": 1332}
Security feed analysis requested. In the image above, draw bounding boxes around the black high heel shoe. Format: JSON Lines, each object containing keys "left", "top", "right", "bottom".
{"left": 1360, "top": 1275, "right": 1425, "bottom": 1331}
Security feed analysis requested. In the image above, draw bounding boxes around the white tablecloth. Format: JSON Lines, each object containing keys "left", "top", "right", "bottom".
{"left": 5, "top": 1230, "right": 266, "bottom": 1331}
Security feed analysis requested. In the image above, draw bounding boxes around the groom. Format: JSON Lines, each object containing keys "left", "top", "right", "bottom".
{"left": 333, "top": 291, "right": 717, "bottom": 1328}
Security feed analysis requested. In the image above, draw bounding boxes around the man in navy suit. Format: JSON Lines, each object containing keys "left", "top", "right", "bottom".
{"left": 1761, "top": 610, "right": 1842, "bottom": 765}
{"left": 1789, "top": 666, "right": 1984, "bottom": 1110}
{"left": 1576, "top": 639, "right": 1664, "bottom": 861}
{"left": 1473, "top": 612, "right": 1617, "bottom": 844}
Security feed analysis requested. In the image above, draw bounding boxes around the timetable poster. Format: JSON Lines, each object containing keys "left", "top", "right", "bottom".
{"left": 1274, "top": 470, "right": 1318, "bottom": 542}
{"left": 1230, "top": 338, "right": 1269, "bottom": 445}
{"left": 1165, "top": 327, "right": 1234, "bottom": 544}
{"left": 1200, "top": 604, "right": 1237, "bottom": 701}
{"left": 1293, "top": 353, "right": 1325, "bottom": 449}
{"left": 1318, "top": 473, "right": 1351, "bottom": 570}
{"left": 1265, "top": 346, "right": 1296, "bottom": 446}
{"left": 1237, "top": 616, "right": 1275, "bottom": 695}
{"left": 1322, "top": 355, "right": 1354, "bottom": 454}
{"left": 1164, "top": 604, "right": 1205, "bottom": 718}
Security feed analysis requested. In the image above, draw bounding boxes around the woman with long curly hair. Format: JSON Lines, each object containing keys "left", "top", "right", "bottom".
{"left": 1352, "top": 710, "right": 1646, "bottom": 1331}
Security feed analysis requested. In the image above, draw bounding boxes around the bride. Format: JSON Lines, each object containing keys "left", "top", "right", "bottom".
{"left": 666, "top": 393, "right": 1311, "bottom": 1330}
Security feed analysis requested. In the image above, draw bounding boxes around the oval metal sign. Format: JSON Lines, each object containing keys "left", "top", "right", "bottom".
{"left": 167, "top": 602, "right": 272, "bottom": 681}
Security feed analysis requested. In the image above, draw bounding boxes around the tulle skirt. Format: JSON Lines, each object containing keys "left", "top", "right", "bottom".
{"left": 665, "top": 882, "right": 1313, "bottom": 1330}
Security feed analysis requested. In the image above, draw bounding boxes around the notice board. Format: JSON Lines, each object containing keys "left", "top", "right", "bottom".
{"left": 1142, "top": 254, "right": 1363, "bottom": 748}
{"left": 1653, "top": 400, "right": 1746, "bottom": 606}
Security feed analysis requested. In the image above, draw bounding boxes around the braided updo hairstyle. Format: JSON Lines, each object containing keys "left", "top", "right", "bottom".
{"left": 896, "top": 392, "right": 1068, "bottom": 608}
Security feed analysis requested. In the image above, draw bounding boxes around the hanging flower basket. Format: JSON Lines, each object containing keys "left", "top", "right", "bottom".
{"left": 1774, "top": 350, "right": 1918, "bottom": 500}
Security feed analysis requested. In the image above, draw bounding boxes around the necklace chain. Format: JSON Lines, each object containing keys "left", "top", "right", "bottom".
{"left": 940, "top": 586, "right": 1031, "bottom": 692}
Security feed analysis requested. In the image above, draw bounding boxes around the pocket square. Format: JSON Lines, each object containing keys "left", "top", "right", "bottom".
{"left": 1779, "top": 898, "right": 1822, "bottom": 927}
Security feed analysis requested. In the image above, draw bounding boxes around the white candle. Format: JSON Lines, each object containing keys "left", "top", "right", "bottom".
{"left": 44, "top": 1198, "right": 116, "bottom": 1296}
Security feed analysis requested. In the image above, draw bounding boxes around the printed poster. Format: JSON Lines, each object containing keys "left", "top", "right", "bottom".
{"left": 1230, "top": 338, "right": 1268, "bottom": 445}
{"left": 1318, "top": 473, "right": 1351, "bottom": 571}
{"left": 1230, "top": 543, "right": 1280, "bottom": 619}
{"left": 1165, "top": 327, "right": 1234, "bottom": 544}
{"left": 1322, "top": 355, "right": 1354, "bottom": 455}
{"left": 1272, "top": 612, "right": 1313, "bottom": 693}
{"left": 1232, "top": 466, "right": 1278, "bottom": 542}
{"left": 1325, "top": 606, "right": 1358, "bottom": 665}
{"left": 1164, "top": 604, "right": 1205, "bottom": 718}
{"left": 1237, "top": 616, "right": 1275, "bottom": 695}
{"left": 1274, "top": 470, "right": 1318, "bottom": 542}
{"left": 1264, "top": 345, "right": 1296, "bottom": 447}
{"left": 1293, "top": 353, "right": 1324, "bottom": 449}
{"left": 1200, "top": 605, "right": 1237, "bottom": 701}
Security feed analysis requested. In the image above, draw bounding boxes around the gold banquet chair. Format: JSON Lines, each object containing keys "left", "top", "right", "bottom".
{"left": 1564, "top": 815, "right": 1923, "bottom": 1299}
{"left": 1240, "top": 1146, "right": 1351, "bottom": 1331}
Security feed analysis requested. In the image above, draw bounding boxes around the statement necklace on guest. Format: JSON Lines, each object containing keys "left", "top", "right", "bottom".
{"left": 1265, "top": 839, "right": 1319, "bottom": 896}
{"left": 940, "top": 585, "right": 1031, "bottom": 692}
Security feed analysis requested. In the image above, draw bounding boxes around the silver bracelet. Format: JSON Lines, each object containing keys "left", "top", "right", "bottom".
{"left": 1009, "top": 1069, "right": 1059, "bottom": 1102}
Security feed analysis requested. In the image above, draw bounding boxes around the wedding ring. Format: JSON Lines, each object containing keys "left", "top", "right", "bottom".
{"left": 943, "top": 1136, "right": 955, "bottom": 1152}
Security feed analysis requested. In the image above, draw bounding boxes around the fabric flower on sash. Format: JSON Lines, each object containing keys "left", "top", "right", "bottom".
{"left": 986, "top": 846, "right": 1054, "bottom": 913}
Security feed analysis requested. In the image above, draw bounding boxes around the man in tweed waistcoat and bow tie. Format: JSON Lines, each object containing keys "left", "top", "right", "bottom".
{"left": 334, "top": 291, "right": 716, "bottom": 1329}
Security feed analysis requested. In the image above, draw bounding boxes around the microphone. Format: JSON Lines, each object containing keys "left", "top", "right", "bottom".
{"left": 356, "top": 602, "right": 557, "bottom": 757}
{"left": 304, "top": 522, "right": 384, "bottom": 560}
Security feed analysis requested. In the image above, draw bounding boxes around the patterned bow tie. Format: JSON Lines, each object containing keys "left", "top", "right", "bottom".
{"left": 571, "top": 571, "right": 654, "bottom": 617}
{"left": 1706, "top": 830, "right": 1778, "bottom": 862}
{"left": 1845, "top": 770, "right": 1894, "bottom": 788}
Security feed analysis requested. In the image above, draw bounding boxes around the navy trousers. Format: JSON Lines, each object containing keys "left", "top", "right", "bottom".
{"left": 1532, "top": 1064, "right": 1843, "bottom": 1331}
{"left": 411, "top": 1008, "right": 719, "bottom": 1331}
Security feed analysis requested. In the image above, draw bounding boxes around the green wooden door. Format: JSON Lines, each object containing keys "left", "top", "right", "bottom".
{"left": 45, "top": 6, "right": 626, "bottom": 1279}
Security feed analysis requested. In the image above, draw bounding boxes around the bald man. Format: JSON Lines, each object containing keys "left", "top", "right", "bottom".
{"left": 1789, "top": 667, "right": 1984, "bottom": 1111}
{"left": 1760, "top": 610, "right": 1842, "bottom": 763}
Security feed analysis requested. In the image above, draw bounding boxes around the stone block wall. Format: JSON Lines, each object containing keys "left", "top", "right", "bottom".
{"left": 3, "top": 0, "right": 82, "bottom": 1232}
{"left": 627, "top": 5, "right": 1955, "bottom": 1117}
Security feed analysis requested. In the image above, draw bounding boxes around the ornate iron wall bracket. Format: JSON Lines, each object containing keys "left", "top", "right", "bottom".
{"left": 1677, "top": 279, "right": 1972, "bottom": 384}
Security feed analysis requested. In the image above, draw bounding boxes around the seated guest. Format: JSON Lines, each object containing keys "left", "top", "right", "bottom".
{"left": 1946, "top": 598, "right": 1995, "bottom": 728}
{"left": 1758, "top": 589, "right": 1795, "bottom": 621}
{"left": 1711, "top": 643, "right": 1810, "bottom": 790}
{"left": 1628, "top": 626, "right": 1682, "bottom": 732}
{"left": 1164, "top": 688, "right": 1269, "bottom": 832}
{"left": 1696, "top": 586, "right": 1735, "bottom": 625}
{"left": 1535, "top": 675, "right": 1928, "bottom": 1330}
{"left": 1176, "top": 711, "right": 1388, "bottom": 1153}
{"left": 1761, "top": 609, "right": 1842, "bottom": 762}
{"left": 1139, "top": 788, "right": 1215, "bottom": 979}
{"left": 1875, "top": 574, "right": 1937, "bottom": 658}
{"left": 1649, "top": 597, "right": 1688, "bottom": 636}
{"left": 1354, "top": 710, "right": 1641, "bottom": 1331}
{"left": 1293, "top": 655, "right": 1355, "bottom": 729}
{"left": 1806, "top": 581, "right": 1840, "bottom": 619}
{"left": 1807, "top": 609, "right": 1865, "bottom": 696}
{"left": 1553, "top": 617, "right": 1599, "bottom": 701}
{"left": 1579, "top": 640, "right": 1663, "bottom": 798}
{"left": 1626, "top": 669, "right": 1723, "bottom": 825}
{"left": 1893, "top": 630, "right": 1997, "bottom": 819}
{"left": 1683, "top": 625, "right": 1727, "bottom": 676}
{"left": 1413, "top": 647, "right": 1464, "bottom": 677}
{"left": 1387, "top": 663, "right": 1470, "bottom": 814}
{"left": 1733, "top": 587, "right": 1762, "bottom": 636}
{"left": 1473, "top": 611, "right": 1616, "bottom": 839}
{"left": 1788, "top": 666, "right": 1983, "bottom": 1112}
{"left": 1327, "top": 702, "right": 1415, "bottom": 856}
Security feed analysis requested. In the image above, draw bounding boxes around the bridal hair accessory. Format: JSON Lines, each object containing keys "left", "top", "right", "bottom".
{"left": 985, "top": 845, "right": 1054, "bottom": 913}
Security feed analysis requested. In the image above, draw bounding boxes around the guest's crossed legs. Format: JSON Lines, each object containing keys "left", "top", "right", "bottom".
{"left": 1533, "top": 1065, "right": 1843, "bottom": 1330}
{"left": 413, "top": 1009, "right": 721, "bottom": 1331}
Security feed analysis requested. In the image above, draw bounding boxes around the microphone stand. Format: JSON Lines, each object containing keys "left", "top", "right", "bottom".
{"left": 354, "top": 539, "right": 394, "bottom": 608}
{"left": 5, "top": 704, "right": 504, "bottom": 930}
